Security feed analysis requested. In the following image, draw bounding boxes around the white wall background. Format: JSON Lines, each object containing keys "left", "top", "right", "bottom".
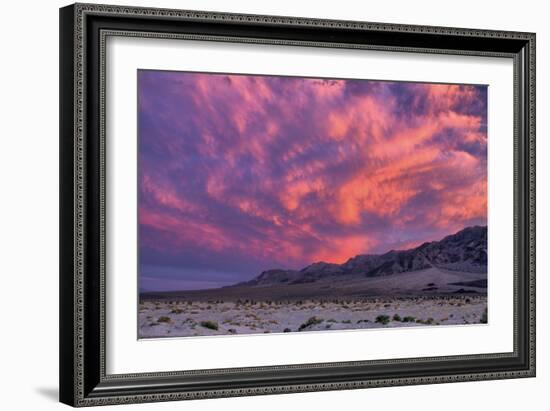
{"left": 0, "top": 0, "right": 546, "bottom": 409}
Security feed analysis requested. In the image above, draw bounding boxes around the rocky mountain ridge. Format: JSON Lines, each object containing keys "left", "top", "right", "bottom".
{"left": 238, "top": 226, "right": 487, "bottom": 287}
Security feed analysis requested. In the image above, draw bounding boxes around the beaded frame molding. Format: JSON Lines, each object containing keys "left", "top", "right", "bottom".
{"left": 59, "top": 3, "right": 536, "bottom": 407}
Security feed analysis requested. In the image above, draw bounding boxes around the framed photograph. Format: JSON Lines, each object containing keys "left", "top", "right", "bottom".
{"left": 59, "top": 3, "right": 536, "bottom": 407}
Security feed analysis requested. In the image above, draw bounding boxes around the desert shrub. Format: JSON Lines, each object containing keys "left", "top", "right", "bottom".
{"left": 298, "top": 316, "right": 324, "bottom": 331}
{"left": 402, "top": 316, "right": 416, "bottom": 323}
{"left": 157, "top": 316, "right": 171, "bottom": 323}
{"left": 283, "top": 328, "right": 292, "bottom": 333}
{"left": 327, "top": 319, "right": 337, "bottom": 323}
{"left": 200, "top": 320, "right": 219, "bottom": 330}
{"left": 416, "top": 317, "right": 435, "bottom": 325}
{"left": 341, "top": 319, "right": 352, "bottom": 324}
{"left": 170, "top": 308, "right": 184, "bottom": 314}
{"left": 375, "top": 315, "right": 391, "bottom": 325}
{"left": 393, "top": 314, "right": 402, "bottom": 322}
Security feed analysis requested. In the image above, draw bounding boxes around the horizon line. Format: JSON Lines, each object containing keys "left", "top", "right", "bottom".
{"left": 140, "top": 224, "right": 487, "bottom": 294}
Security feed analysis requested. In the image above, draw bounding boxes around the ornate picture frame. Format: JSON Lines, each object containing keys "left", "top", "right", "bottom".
{"left": 59, "top": 3, "right": 535, "bottom": 407}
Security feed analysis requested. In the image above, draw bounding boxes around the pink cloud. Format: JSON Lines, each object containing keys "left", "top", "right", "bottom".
{"left": 138, "top": 71, "right": 487, "bottom": 273}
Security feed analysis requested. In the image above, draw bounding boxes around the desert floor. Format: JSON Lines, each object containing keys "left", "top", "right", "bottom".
{"left": 138, "top": 295, "right": 487, "bottom": 338}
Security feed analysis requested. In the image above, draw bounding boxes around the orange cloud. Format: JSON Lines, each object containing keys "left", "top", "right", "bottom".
{"left": 139, "top": 71, "right": 487, "bottom": 277}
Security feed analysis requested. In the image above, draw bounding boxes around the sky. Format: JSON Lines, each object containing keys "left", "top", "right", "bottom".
{"left": 138, "top": 70, "right": 487, "bottom": 291}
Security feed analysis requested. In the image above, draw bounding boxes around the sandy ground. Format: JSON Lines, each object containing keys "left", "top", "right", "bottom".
{"left": 141, "top": 268, "right": 487, "bottom": 302}
{"left": 138, "top": 295, "right": 487, "bottom": 338}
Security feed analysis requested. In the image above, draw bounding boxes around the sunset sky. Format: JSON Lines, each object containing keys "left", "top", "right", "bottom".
{"left": 138, "top": 70, "right": 487, "bottom": 291}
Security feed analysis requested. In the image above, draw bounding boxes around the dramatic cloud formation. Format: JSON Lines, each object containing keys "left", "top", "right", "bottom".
{"left": 138, "top": 70, "right": 487, "bottom": 291}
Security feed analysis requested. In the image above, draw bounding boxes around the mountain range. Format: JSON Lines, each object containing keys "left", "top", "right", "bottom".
{"left": 237, "top": 226, "right": 487, "bottom": 287}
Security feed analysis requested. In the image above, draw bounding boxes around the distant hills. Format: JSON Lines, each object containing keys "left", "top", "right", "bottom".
{"left": 237, "top": 226, "right": 487, "bottom": 287}
{"left": 140, "top": 226, "right": 488, "bottom": 301}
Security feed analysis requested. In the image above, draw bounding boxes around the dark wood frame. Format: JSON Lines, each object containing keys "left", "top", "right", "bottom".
{"left": 60, "top": 3, "right": 536, "bottom": 407}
